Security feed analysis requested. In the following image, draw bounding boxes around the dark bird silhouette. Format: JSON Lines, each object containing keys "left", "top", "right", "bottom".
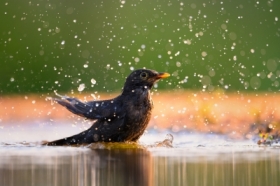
{"left": 45, "top": 69, "right": 170, "bottom": 146}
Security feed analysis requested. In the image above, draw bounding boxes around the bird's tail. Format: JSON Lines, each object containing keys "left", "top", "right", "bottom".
{"left": 43, "top": 130, "right": 91, "bottom": 146}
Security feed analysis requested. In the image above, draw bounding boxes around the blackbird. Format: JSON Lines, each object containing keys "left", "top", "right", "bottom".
{"left": 45, "top": 69, "right": 170, "bottom": 146}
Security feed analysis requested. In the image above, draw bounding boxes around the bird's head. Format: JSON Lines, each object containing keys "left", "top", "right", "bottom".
{"left": 122, "top": 69, "right": 170, "bottom": 93}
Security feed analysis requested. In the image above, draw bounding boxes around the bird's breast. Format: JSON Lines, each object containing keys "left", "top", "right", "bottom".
{"left": 125, "top": 94, "right": 153, "bottom": 122}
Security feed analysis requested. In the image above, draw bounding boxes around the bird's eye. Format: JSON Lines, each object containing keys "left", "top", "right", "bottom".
{"left": 140, "top": 72, "right": 148, "bottom": 79}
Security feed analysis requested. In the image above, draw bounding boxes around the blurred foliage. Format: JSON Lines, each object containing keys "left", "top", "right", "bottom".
{"left": 0, "top": 0, "right": 280, "bottom": 94}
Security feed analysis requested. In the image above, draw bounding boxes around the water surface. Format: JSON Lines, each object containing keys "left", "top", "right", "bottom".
{"left": 0, "top": 123, "right": 279, "bottom": 186}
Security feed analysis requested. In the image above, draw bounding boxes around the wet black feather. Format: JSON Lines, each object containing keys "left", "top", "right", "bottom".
{"left": 45, "top": 69, "right": 169, "bottom": 146}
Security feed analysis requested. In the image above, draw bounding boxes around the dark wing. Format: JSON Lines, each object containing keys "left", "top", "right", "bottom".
{"left": 54, "top": 95, "right": 124, "bottom": 120}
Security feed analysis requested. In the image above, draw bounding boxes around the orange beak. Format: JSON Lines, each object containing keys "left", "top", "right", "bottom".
{"left": 157, "top": 72, "right": 170, "bottom": 79}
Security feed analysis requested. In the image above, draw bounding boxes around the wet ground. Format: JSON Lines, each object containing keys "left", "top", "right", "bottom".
{"left": 0, "top": 123, "right": 280, "bottom": 186}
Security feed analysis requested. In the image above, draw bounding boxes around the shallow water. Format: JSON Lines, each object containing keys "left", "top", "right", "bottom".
{"left": 0, "top": 123, "right": 280, "bottom": 186}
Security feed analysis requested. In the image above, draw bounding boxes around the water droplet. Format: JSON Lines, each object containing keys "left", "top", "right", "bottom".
{"left": 221, "top": 24, "right": 227, "bottom": 30}
{"left": 267, "top": 59, "right": 277, "bottom": 72}
{"left": 260, "top": 49, "right": 266, "bottom": 55}
{"left": 240, "top": 51, "right": 245, "bottom": 56}
{"left": 229, "top": 32, "right": 237, "bottom": 40}
{"left": 93, "top": 134, "right": 99, "bottom": 141}
{"left": 250, "top": 76, "right": 261, "bottom": 89}
{"left": 209, "top": 69, "right": 215, "bottom": 77}
{"left": 106, "top": 64, "right": 110, "bottom": 70}
{"left": 55, "top": 27, "right": 60, "bottom": 33}
{"left": 183, "top": 39, "right": 191, "bottom": 45}
{"left": 201, "top": 76, "right": 211, "bottom": 86}
{"left": 82, "top": 50, "right": 90, "bottom": 58}
{"left": 91, "top": 78, "right": 96, "bottom": 85}
{"left": 191, "top": 3, "right": 196, "bottom": 9}
{"left": 66, "top": 7, "right": 74, "bottom": 14}
{"left": 201, "top": 51, "right": 207, "bottom": 57}
{"left": 175, "top": 51, "right": 180, "bottom": 56}
{"left": 78, "top": 84, "right": 85, "bottom": 92}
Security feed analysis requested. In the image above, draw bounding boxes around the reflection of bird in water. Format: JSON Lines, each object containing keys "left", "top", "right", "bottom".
{"left": 45, "top": 69, "right": 170, "bottom": 146}
{"left": 90, "top": 148, "right": 152, "bottom": 186}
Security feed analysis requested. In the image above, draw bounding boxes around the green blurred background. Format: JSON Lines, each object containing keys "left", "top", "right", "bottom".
{"left": 1, "top": 0, "right": 280, "bottom": 94}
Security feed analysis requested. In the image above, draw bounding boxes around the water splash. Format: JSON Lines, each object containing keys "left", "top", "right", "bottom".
{"left": 148, "top": 134, "right": 173, "bottom": 148}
